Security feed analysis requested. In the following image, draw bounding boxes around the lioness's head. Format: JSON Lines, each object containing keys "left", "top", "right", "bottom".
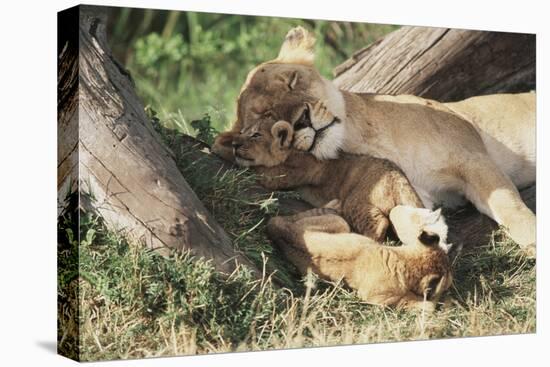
{"left": 232, "top": 120, "right": 293, "bottom": 167}
{"left": 234, "top": 27, "right": 346, "bottom": 159}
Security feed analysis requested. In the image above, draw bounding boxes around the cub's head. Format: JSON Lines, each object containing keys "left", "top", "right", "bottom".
{"left": 232, "top": 120, "right": 294, "bottom": 167}
{"left": 233, "top": 27, "right": 346, "bottom": 159}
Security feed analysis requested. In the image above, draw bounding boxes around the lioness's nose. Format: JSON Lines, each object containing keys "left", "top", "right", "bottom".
{"left": 232, "top": 140, "right": 243, "bottom": 149}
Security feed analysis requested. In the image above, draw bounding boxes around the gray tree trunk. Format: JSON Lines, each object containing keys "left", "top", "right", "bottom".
{"left": 58, "top": 5, "right": 257, "bottom": 274}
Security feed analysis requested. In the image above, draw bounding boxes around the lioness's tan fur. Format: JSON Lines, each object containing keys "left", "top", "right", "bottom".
{"left": 213, "top": 27, "right": 536, "bottom": 256}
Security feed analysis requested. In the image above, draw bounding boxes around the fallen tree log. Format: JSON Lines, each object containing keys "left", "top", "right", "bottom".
{"left": 333, "top": 26, "right": 535, "bottom": 102}
{"left": 58, "top": 5, "right": 258, "bottom": 274}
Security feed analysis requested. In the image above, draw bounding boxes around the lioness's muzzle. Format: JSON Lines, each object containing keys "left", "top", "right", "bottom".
{"left": 307, "top": 116, "right": 340, "bottom": 153}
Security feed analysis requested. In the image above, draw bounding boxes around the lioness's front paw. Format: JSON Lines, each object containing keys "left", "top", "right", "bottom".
{"left": 506, "top": 218, "right": 536, "bottom": 258}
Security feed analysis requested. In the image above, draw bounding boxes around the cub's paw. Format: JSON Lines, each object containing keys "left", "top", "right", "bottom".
{"left": 323, "top": 199, "right": 342, "bottom": 212}
{"left": 414, "top": 301, "right": 436, "bottom": 313}
{"left": 390, "top": 206, "right": 449, "bottom": 252}
{"left": 211, "top": 132, "right": 237, "bottom": 162}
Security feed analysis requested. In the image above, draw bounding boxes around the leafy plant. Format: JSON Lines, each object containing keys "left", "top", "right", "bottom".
{"left": 190, "top": 114, "right": 218, "bottom": 145}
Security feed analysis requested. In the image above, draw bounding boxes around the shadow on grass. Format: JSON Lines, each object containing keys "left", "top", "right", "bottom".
{"left": 449, "top": 229, "right": 535, "bottom": 311}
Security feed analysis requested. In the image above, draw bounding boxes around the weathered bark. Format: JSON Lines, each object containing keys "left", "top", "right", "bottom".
{"left": 57, "top": 5, "right": 257, "bottom": 274}
{"left": 333, "top": 26, "right": 535, "bottom": 102}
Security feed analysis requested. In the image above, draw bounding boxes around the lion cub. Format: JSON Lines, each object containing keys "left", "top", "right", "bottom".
{"left": 230, "top": 101, "right": 432, "bottom": 243}
{"left": 267, "top": 204, "right": 453, "bottom": 310}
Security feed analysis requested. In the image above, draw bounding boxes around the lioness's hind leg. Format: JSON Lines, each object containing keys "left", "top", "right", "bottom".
{"left": 461, "top": 157, "right": 536, "bottom": 255}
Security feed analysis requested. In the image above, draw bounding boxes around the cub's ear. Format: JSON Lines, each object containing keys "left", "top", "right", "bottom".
{"left": 271, "top": 120, "right": 293, "bottom": 149}
{"left": 418, "top": 231, "right": 440, "bottom": 247}
{"left": 276, "top": 26, "right": 316, "bottom": 66}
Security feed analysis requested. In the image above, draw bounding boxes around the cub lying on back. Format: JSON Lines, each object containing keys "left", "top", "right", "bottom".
{"left": 267, "top": 204, "right": 453, "bottom": 310}
{"left": 227, "top": 101, "right": 431, "bottom": 243}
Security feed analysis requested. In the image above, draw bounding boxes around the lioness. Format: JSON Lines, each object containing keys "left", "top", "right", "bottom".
{"left": 213, "top": 26, "right": 536, "bottom": 255}
{"left": 229, "top": 102, "right": 437, "bottom": 243}
{"left": 267, "top": 204, "right": 453, "bottom": 310}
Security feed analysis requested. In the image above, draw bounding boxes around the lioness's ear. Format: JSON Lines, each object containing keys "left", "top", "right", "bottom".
{"left": 271, "top": 121, "right": 293, "bottom": 149}
{"left": 276, "top": 26, "right": 316, "bottom": 66}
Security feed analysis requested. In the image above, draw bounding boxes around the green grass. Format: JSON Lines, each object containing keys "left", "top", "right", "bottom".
{"left": 58, "top": 209, "right": 535, "bottom": 361}
{"left": 57, "top": 119, "right": 535, "bottom": 361}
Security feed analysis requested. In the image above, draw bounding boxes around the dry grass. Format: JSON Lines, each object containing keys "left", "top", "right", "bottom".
{"left": 57, "top": 171, "right": 535, "bottom": 361}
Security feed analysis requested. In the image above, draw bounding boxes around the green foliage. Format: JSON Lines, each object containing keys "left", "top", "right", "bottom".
{"left": 190, "top": 114, "right": 218, "bottom": 145}
{"left": 109, "top": 9, "right": 398, "bottom": 133}
{"left": 151, "top": 119, "right": 300, "bottom": 287}
{"left": 57, "top": 189, "right": 80, "bottom": 360}
{"left": 78, "top": 216, "right": 267, "bottom": 345}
